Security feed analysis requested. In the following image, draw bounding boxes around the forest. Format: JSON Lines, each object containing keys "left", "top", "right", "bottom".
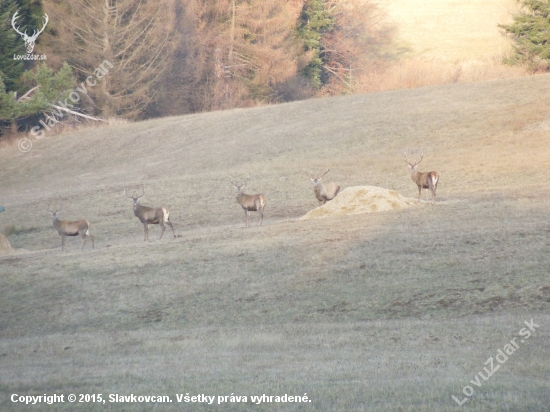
{"left": 1, "top": 0, "right": 394, "bottom": 133}
{"left": 1, "top": 0, "right": 548, "bottom": 136}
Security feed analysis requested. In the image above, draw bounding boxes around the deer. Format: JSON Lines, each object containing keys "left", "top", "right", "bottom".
{"left": 230, "top": 177, "right": 266, "bottom": 227}
{"left": 124, "top": 188, "right": 175, "bottom": 241}
{"left": 47, "top": 205, "right": 94, "bottom": 250}
{"left": 303, "top": 168, "right": 341, "bottom": 206}
{"left": 12, "top": 10, "right": 49, "bottom": 54}
{"left": 404, "top": 152, "right": 439, "bottom": 204}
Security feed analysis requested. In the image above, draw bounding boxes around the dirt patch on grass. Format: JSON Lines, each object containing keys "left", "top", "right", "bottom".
{"left": 300, "top": 186, "right": 418, "bottom": 220}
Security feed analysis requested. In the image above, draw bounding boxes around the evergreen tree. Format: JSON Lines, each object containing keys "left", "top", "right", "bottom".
{"left": 0, "top": 0, "right": 26, "bottom": 92}
{"left": 499, "top": 0, "right": 550, "bottom": 72}
{"left": 297, "top": 0, "right": 334, "bottom": 89}
{"left": 0, "top": 63, "right": 74, "bottom": 126}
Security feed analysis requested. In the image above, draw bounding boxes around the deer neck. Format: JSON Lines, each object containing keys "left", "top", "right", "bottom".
{"left": 236, "top": 192, "right": 246, "bottom": 203}
{"left": 411, "top": 169, "right": 420, "bottom": 182}
{"left": 52, "top": 217, "right": 62, "bottom": 229}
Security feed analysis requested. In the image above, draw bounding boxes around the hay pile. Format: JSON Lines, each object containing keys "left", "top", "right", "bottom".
{"left": 300, "top": 186, "right": 418, "bottom": 220}
{"left": 0, "top": 233, "right": 12, "bottom": 254}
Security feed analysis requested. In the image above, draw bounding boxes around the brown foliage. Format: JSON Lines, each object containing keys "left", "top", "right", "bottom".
{"left": 41, "top": 0, "right": 178, "bottom": 119}
{"left": 319, "top": 0, "right": 394, "bottom": 95}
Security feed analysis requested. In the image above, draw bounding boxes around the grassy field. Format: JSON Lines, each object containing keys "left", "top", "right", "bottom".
{"left": 384, "top": 0, "right": 517, "bottom": 61}
{"left": 1, "top": 74, "right": 550, "bottom": 410}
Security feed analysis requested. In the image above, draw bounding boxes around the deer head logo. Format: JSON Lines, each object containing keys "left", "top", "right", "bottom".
{"left": 11, "top": 10, "right": 49, "bottom": 54}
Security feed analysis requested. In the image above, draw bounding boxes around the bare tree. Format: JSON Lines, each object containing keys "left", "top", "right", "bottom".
{"left": 41, "top": 0, "right": 178, "bottom": 119}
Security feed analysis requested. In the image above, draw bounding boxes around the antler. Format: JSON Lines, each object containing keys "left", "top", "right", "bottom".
{"left": 230, "top": 176, "right": 249, "bottom": 188}
{"left": 318, "top": 169, "right": 330, "bottom": 180}
{"left": 124, "top": 188, "right": 144, "bottom": 199}
{"left": 303, "top": 168, "right": 314, "bottom": 179}
{"left": 33, "top": 14, "right": 49, "bottom": 39}
{"left": 11, "top": 10, "right": 26, "bottom": 37}
{"left": 47, "top": 204, "right": 61, "bottom": 213}
{"left": 404, "top": 152, "right": 423, "bottom": 166}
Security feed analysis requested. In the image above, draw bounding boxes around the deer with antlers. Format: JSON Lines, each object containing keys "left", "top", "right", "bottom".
{"left": 404, "top": 153, "right": 439, "bottom": 204}
{"left": 230, "top": 177, "right": 266, "bottom": 227}
{"left": 11, "top": 10, "right": 49, "bottom": 54}
{"left": 47, "top": 205, "right": 94, "bottom": 250}
{"left": 124, "top": 188, "right": 176, "bottom": 241}
{"left": 303, "top": 168, "right": 341, "bottom": 206}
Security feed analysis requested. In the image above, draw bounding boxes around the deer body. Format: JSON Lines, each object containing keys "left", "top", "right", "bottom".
{"left": 304, "top": 169, "right": 340, "bottom": 206}
{"left": 48, "top": 207, "right": 94, "bottom": 250}
{"left": 404, "top": 154, "right": 439, "bottom": 204}
{"left": 125, "top": 189, "right": 175, "bottom": 241}
{"left": 231, "top": 177, "right": 266, "bottom": 227}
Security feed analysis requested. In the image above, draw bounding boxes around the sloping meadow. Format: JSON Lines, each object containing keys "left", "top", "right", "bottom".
{"left": 1, "top": 75, "right": 550, "bottom": 410}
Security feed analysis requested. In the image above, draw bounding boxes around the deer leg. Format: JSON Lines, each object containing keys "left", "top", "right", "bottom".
{"left": 418, "top": 186, "right": 422, "bottom": 202}
{"left": 82, "top": 232, "right": 94, "bottom": 249}
{"left": 143, "top": 223, "right": 148, "bottom": 241}
{"left": 245, "top": 210, "right": 250, "bottom": 228}
{"left": 159, "top": 222, "right": 166, "bottom": 240}
{"left": 166, "top": 219, "right": 176, "bottom": 238}
{"left": 258, "top": 207, "right": 264, "bottom": 226}
{"left": 61, "top": 235, "right": 65, "bottom": 251}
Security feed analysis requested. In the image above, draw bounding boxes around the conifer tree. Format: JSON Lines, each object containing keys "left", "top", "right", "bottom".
{"left": 0, "top": 0, "right": 28, "bottom": 92}
{"left": 499, "top": 0, "right": 550, "bottom": 72}
{"left": 297, "top": 0, "right": 334, "bottom": 89}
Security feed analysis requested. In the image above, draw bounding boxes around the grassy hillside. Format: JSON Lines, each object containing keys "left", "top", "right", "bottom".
{"left": 385, "top": 0, "right": 517, "bottom": 61}
{"left": 1, "top": 75, "right": 550, "bottom": 411}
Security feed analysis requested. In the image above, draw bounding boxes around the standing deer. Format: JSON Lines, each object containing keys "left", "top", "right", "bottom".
{"left": 47, "top": 205, "right": 94, "bottom": 250}
{"left": 303, "top": 168, "right": 341, "bottom": 206}
{"left": 230, "top": 177, "right": 266, "bottom": 227}
{"left": 124, "top": 188, "right": 175, "bottom": 241}
{"left": 404, "top": 153, "right": 439, "bottom": 204}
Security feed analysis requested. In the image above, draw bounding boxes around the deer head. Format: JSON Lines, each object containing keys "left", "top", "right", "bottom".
{"left": 404, "top": 152, "right": 424, "bottom": 172}
{"left": 12, "top": 10, "right": 49, "bottom": 54}
{"left": 303, "top": 168, "right": 330, "bottom": 186}
{"left": 47, "top": 204, "right": 62, "bottom": 220}
{"left": 124, "top": 187, "right": 145, "bottom": 207}
{"left": 230, "top": 176, "right": 250, "bottom": 194}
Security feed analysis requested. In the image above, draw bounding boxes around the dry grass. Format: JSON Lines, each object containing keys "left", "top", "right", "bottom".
{"left": 363, "top": 0, "right": 527, "bottom": 92}
{"left": 300, "top": 186, "right": 418, "bottom": 219}
{"left": 362, "top": 56, "right": 527, "bottom": 92}
{"left": 1, "top": 75, "right": 550, "bottom": 411}
{"left": 384, "top": 0, "right": 518, "bottom": 61}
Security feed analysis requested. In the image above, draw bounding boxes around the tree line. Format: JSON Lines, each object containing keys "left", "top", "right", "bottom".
{"left": 1, "top": 0, "right": 548, "bottom": 136}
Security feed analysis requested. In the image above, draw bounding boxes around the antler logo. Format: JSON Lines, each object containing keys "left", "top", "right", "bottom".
{"left": 11, "top": 10, "right": 49, "bottom": 54}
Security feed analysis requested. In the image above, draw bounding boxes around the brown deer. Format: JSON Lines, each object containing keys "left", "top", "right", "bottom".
{"left": 230, "top": 177, "right": 266, "bottom": 227}
{"left": 47, "top": 205, "right": 94, "bottom": 250}
{"left": 404, "top": 153, "right": 439, "bottom": 204}
{"left": 124, "top": 188, "right": 175, "bottom": 241}
{"left": 303, "top": 168, "right": 341, "bottom": 206}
